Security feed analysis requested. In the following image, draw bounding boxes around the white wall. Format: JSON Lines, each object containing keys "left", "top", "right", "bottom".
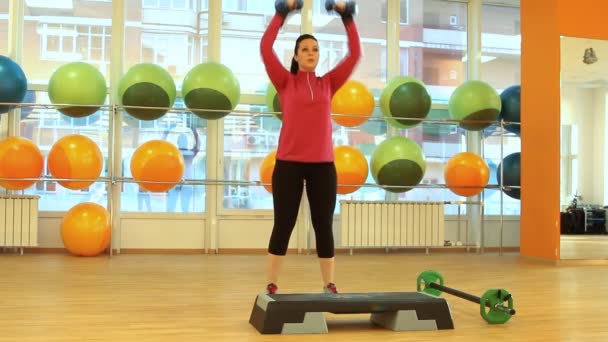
{"left": 561, "top": 85, "right": 608, "bottom": 205}
{"left": 32, "top": 212, "right": 520, "bottom": 252}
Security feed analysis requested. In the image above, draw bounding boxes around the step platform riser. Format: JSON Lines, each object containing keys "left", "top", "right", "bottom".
{"left": 249, "top": 292, "right": 454, "bottom": 334}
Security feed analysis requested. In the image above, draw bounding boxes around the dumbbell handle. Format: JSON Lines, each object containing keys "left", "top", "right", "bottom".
{"left": 325, "top": 0, "right": 356, "bottom": 16}
{"left": 428, "top": 282, "right": 516, "bottom": 315}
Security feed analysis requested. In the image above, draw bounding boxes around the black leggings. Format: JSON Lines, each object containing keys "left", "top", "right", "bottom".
{"left": 268, "top": 160, "right": 337, "bottom": 258}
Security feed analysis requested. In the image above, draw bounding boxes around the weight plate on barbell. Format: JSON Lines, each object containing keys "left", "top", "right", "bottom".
{"left": 416, "top": 270, "right": 444, "bottom": 297}
{"left": 480, "top": 289, "right": 515, "bottom": 324}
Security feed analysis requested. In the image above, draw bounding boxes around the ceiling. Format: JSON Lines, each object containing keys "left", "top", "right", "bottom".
{"left": 561, "top": 36, "right": 608, "bottom": 88}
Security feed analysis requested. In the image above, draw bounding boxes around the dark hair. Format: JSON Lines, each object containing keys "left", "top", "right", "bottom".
{"left": 290, "top": 34, "right": 318, "bottom": 74}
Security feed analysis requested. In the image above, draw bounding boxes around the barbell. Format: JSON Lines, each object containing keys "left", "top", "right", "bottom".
{"left": 417, "top": 270, "right": 516, "bottom": 324}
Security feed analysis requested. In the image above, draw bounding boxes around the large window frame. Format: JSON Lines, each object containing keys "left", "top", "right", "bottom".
{"left": 2, "top": 0, "right": 521, "bottom": 219}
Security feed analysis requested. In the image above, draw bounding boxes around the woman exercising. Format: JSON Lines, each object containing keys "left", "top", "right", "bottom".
{"left": 260, "top": 0, "right": 361, "bottom": 294}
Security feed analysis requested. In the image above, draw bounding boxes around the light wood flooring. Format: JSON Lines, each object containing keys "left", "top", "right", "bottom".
{"left": 1, "top": 252, "right": 607, "bottom": 342}
{"left": 561, "top": 235, "right": 608, "bottom": 259}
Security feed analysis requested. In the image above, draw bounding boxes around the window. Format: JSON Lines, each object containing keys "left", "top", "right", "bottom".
{"left": 398, "top": 0, "right": 468, "bottom": 103}
{"left": 221, "top": 1, "right": 387, "bottom": 211}
{"left": 39, "top": 24, "right": 111, "bottom": 64}
{"left": 0, "top": 1, "right": 7, "bottom": 55}
{"left": 122, "top": 2, "right": 207, "bottom": 213}
{"left": 561, "top": 124, "right": 579, "bottom": 205}
{"left": 120, "top": 98, "right": 206, "bottom": 213}
{"left": 23, "top": 6, "right": 112, "bottom": 84}
{"left": 220, "top": 5, "right": 294, "bottom": 95}
{"left": 481, "top": 4, "right": 521, "bottom": 90}
{"left": 222, "top": 105, "right": 279, "bottom": 209}
{"left": 481, "top": 4, "right": 521, "bottom": 215}
{"left": 381, "top": 0, "right": 409, "bottom": 25}
{"left": 0, "top": 2, "right": 6, "bottom": 130}
{"left": 396, "top": 109, "right": 465, "bottom": 215}
{"left": 19, "top": 91, "right": 111, "bottom": 211}
{"left": 130, "top": 0, "right": 205, "bottom": 87}
{"left": 143, "top": 0, "right": 192, "bottom": 10}
{"left": 140, "top": 33, "right": 196, "bottom": 82}
{"left": 223, "top": 0, "right": 272, "bottom": 13}
{"left": 483, "top": 125, "right": 522, "bottom": 215}
{"left": 14, "top": 2, "right": 112, "bottom": 211}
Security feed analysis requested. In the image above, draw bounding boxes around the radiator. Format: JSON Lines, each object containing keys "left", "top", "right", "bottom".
{"left": 0, "top": 195, "right": 40, "bottom": 248}
{"left": 340, "top": 201, "right": 445, "bottom": 248}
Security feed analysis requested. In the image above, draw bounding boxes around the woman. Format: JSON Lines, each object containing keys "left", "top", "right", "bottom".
{"left": 260, "top": 0, "right": 361, "bottom": 294}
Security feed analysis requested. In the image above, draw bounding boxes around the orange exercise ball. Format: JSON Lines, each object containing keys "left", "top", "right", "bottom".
{"left": 334, "top": 145, "right": 368, "bottom": 194}
{"left": 444, "top": 152, "right": 489, "bottom": 196}
{"left": 48, "top": 134, "right": 103, "bottom": 190}
{"left": 259, "top": 150, "right": 276, "bottom": 193}
{"left": 130, "top": 140, "right": 185, "bottom": 192}
{"left": 331, "top": 80, "right": 375, "bottom": 127}
{"left": 61, "top": 202, "right": 111, "bottom": 257}
{"left": 0, "top": 137, "right": 44, "bottom": 190}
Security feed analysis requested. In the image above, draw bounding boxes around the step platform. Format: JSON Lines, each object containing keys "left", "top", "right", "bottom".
{"left": 249, "top": 292, "right": 454, "bottom": 334}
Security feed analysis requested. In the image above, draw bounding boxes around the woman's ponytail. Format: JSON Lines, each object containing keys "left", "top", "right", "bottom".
{"left": 290, "top": 57, "right": 299, "bottom": 74}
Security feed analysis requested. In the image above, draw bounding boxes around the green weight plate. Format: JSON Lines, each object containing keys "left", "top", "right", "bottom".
{"left": 416, "top": 270, "right": 444, "bottom": 296}
{"left": 480, "top": 289, "right": 515, "bottom": 324}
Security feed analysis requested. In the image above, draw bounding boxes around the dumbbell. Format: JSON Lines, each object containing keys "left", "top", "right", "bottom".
{"left": 417, "top": 270, "right": 516, "bottom": 324}
{"left": 275, "top": 0, "right": 303, "bottom": 17}
{"left": 324, "top": 0, "right": 357, "bottom": 17}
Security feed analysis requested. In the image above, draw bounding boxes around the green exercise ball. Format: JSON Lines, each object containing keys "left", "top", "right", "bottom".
{"left": 371, "top": 136, "right": 426, "bottom": 193}
{"left": 448, "top": 80, "right": 501, "bottom": 131}
{"left": 265, "top": 83, "right": 282, "bottom": 121}
{"left": 118, "top": 63, "right": 176, "bottom": 121}
{"left": 380, "top": 76, "right": 431, "bottom": 129}
{"left": 182, "top": 62, "right": 240, "bottom": 120}
{"left": 48, "top": 62, "right": 107, "bottom": 118}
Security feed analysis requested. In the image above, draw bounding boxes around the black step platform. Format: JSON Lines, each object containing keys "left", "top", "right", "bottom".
{"left": 249, "top": 292, "right": 454, "bottom": 334}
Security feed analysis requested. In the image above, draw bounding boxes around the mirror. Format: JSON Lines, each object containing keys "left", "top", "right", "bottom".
{"left": 560, "top": 36, "right": 608, "bottom": 259}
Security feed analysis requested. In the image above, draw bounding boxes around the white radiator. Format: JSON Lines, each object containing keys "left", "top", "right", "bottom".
{"left": 340, "top": 201, "right": 445, "bottom": 248}
{"left": 0, "top": 195, "right": 39, "bottom": 248}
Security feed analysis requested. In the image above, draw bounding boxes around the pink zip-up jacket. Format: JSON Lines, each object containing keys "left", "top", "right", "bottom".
{"left": 260, "top": 14, "right": 361, "bottom": 162}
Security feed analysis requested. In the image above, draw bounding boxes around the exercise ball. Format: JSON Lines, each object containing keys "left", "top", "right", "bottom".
{"left": 61, "top": 202, "right": 110, "bottom": 257}
{"left": 499, "top": 85, "right": 521, "bottom": 135}
{"left": 182, "top": 62, "right": 240, "bottom": 120}
{"left": 0, "top": 55, "right": 27, "bottom": 114}
{"left": 48, "top": 134, "right": 103, "bottom": 190}
{"left": 497, "top": 152, "right": 520, "bottom": 200}
{"left": 265, "top": 83, "right": 282, "bottom": 121}
{"left": 371, "top": 136, "right": 426, "bottom": 193}
{"left": 0, "top": 137, "right": 43, "bottom": 190}
{"left": 48, "top": 62, "right": 107, "bottom": 117}
{"left": 118, "top": 63, "right": 176, "bottom": 121}
{"left": 259, "top": 150, "right": 276, "bottom": 193}
{"left": 331, "top": 80, "right": 374, "bottom": 127}
{"left": 448, "top": 80, "right": 501, "bottom": 131}
{"left": 130, "top": 140, "right": 185, "bottom": 192}
{"left": 444, "top": 152, "right": 489, "bottom": 197}
{"left": 334, "top": 145, "right": 368, "bottom": 194}
{"left": 380, "top": 76, "right": 431, "bottom": 129}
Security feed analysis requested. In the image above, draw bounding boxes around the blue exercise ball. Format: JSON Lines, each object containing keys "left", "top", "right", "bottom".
{"left": 497, "top": 152, "right": 520, "bottom": 200}
{"left": 499, "top": 85, "right": 520, "bottom": 135}
{"left": 0, "top": 55, "right": 27, "bottom": 114}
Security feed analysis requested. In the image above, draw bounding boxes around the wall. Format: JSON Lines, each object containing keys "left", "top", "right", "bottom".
{"left": 33, "top": 213, "right": 520, "bottom": 253}
{"left": 521, "top": 0, "right": 608, "bottom": 260}
{"left": 560, "top": 85, "right": 606, "bottom": 205}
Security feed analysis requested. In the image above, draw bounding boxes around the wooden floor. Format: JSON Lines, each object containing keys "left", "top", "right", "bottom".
{"left": 561, "top": 235, "right": 608, "bottom": 259}
{"left": 1, "top": 252, "right": 608, "bottom": 342}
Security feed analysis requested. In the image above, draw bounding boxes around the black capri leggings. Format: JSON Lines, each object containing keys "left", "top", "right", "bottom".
{"left": 268, "top": 159, "right": 337, "bottom": 258}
